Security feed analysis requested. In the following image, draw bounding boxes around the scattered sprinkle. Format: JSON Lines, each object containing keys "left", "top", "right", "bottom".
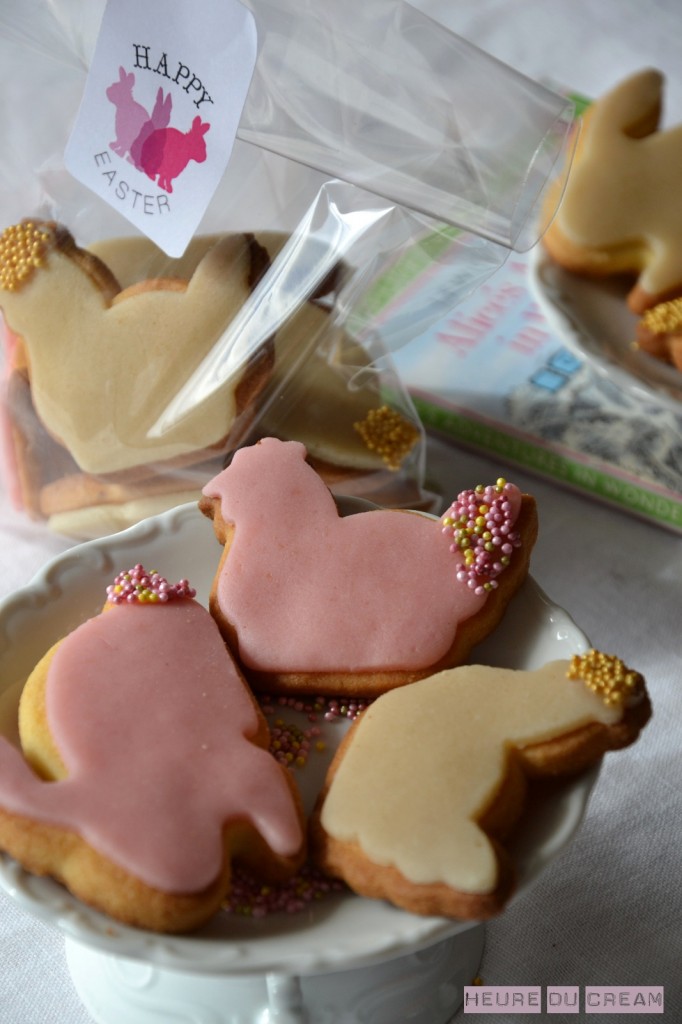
{"left": 223, "top": 863, "right": 346, "bottom": 918}
{"left": 258, "top": 693, "right": 371, "bottom": 769}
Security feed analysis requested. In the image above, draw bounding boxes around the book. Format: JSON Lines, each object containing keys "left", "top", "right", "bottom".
{"left": 375, "top": 246, "right": 682, "bottom": 534}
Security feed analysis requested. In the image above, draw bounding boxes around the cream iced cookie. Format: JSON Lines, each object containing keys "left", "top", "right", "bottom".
{"left": 311, "top": 652, "right": 651, "bottom": 920}
{"left": 0, "top": 566, "right": 305, "bottom": 933}
{"left": 543, "top": 69, "right": 682, "bottom": 314}
{"left": 0, "top": 221, "right": 276, "bottom": 533}
{"left": 199, "top": 437, "right": 537, "bottom": 696}
{"left": 0, "top": 220, "right": 273, "bottom": 474}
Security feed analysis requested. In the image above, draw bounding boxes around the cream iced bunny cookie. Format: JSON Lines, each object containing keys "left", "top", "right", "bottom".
{"left": 199, "top": 437, "right": 538, "bottom": 696}
{"left": 543, "top": 69, "right": 682, "bottom": 314}
{"left": 312, "top": 652, "right": 651, "bottom": 920}
{"left": 0, "top": 566, "right": 305, "bottom": 933}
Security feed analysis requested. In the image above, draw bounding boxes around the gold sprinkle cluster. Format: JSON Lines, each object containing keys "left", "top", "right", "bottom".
{"left": 568, "top": 649, "right": 644, "bottom": 709}
{"left": 640, "top": 297, "right": 682, "bottom": 336}
{"left": 0, "top": 220, "right": 53, "bottom": 293}
{"left": 353, "top": 405, "right": 420, "bottom": 470}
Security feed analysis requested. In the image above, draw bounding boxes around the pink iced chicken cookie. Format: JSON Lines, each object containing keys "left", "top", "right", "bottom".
{"left": 311, "top": 653, "right": 651, "bottom": 920}
{"left": 0, "top": 566, "right": 305, "bottom": 933}
{"left": 199, "top": 437, "right": 538, "bottom": 696}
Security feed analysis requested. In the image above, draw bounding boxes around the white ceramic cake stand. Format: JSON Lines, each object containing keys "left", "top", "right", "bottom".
{"left": 0, "top": 503, "right": 594, "bottom": 1024}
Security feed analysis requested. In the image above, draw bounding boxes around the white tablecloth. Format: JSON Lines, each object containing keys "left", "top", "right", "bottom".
{"left": 1, "top": 2, "right": 681, "bottom": 1022}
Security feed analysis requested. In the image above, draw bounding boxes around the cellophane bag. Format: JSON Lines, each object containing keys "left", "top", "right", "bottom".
{"left": 0, "top": 0, "right": 574, "bottom": 538}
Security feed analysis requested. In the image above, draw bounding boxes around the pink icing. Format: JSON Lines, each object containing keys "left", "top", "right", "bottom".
{"left": 202, "top": 438, "right": 523, "bottom": 673}
{"left": 0, "top": 596, "right": 303, "bottom": 893}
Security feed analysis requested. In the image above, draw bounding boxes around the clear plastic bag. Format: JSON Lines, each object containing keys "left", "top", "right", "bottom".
{"left": 0, "top": 0, "right": 574, "bottom": 538}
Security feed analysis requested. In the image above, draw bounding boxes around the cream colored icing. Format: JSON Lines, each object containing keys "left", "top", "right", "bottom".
{"left": 203, "top": 438, "right": 523, "bottom": 673}
{"left": 0, "top": 229, "right": 255, "bottom": 474}
{"left": 556, "top": 69, "right": 682, "bottom": 297}
{"left": 0, "top": 599, "right": 302, "bottom": 893}
{"left": 320, "top": 660, "right": 623, "bottom": 894}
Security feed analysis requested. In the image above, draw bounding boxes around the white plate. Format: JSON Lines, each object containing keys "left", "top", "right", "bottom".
{"left": 0, "top": 501, "right": 593, "bottom": 978}
{"left": 530, "top": 246, "right": 682, "bottom": 412}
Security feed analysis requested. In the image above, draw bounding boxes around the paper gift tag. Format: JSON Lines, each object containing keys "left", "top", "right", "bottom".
{"left": 65, "top": 0, "right": 257, "bottom": 257}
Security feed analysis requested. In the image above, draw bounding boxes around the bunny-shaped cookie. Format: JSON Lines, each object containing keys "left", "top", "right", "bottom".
{"left": 312, "top": 653, "right": 651, "bottom": 919}
{"left": 543, "top": 69, "right": 682, "bottom": 313}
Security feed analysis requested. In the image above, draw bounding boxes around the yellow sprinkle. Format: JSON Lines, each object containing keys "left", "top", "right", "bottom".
{"left": 353, "top": 405, "right": 420, "bottom": 470}
{"left": 0, "top": 221, "right": 54, "bottom": 292}
{"left": 568, "top": 649, "right": 643, "bottom": 709}
{"left": 641, "top": 297, "right": 682, "bottom": 335}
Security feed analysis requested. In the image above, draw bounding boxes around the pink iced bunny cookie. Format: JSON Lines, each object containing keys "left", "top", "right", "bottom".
{"left": 0, "top": 566, "right": 305, "bottom": 933}
{"left": 199, "top": 438, "right": 538, "bottom": 697}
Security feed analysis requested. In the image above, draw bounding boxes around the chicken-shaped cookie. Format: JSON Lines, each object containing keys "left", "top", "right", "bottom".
{"left": 0, "top": 566, "right": 305, "bottom": 933}
{"left": 312, "top": 653, "right": 651, "bottom": 920}
{"left": 199, "top": 437, "right": 538, "bottom": 696}
{"left": 543, "top": 69, "right": 682, "bottom": 313}
{"left": 0, "top": 220, "right": 273, "bottom": 476}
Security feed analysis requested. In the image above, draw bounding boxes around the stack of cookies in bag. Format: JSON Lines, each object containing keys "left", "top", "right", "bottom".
{"left": 0, "top": 220, "right": 423, "bottom": 537}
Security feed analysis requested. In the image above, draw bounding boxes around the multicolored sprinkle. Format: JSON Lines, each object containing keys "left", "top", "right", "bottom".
{"left": 106, "top": 564, "right": 196, "bottom": 605}
{"left": 220, "top": 693, "right": 368, "bottom": 918}
{"left": 223, "top": 863, "right": 346, "bottom": 918}
{"left": 440, "top": 479, "right": 521, "bottom": 596}
{"left": 258, "top": 693, "right": 371, "bottom": 770}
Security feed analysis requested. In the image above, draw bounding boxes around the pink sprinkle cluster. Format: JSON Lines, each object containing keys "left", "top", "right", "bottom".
{"left": 440, "top": 480, "right": 521, "bottom": 596}
{"left": 106, "top": 564, "right": 196, "bottom": 605}
{"left": 224, "top": 863, "right": 346, "bottom": 918}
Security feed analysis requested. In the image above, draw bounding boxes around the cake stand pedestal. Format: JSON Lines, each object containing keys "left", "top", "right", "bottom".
{"left": 65, "top": 923, "right": 485, "bottom": 1024}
